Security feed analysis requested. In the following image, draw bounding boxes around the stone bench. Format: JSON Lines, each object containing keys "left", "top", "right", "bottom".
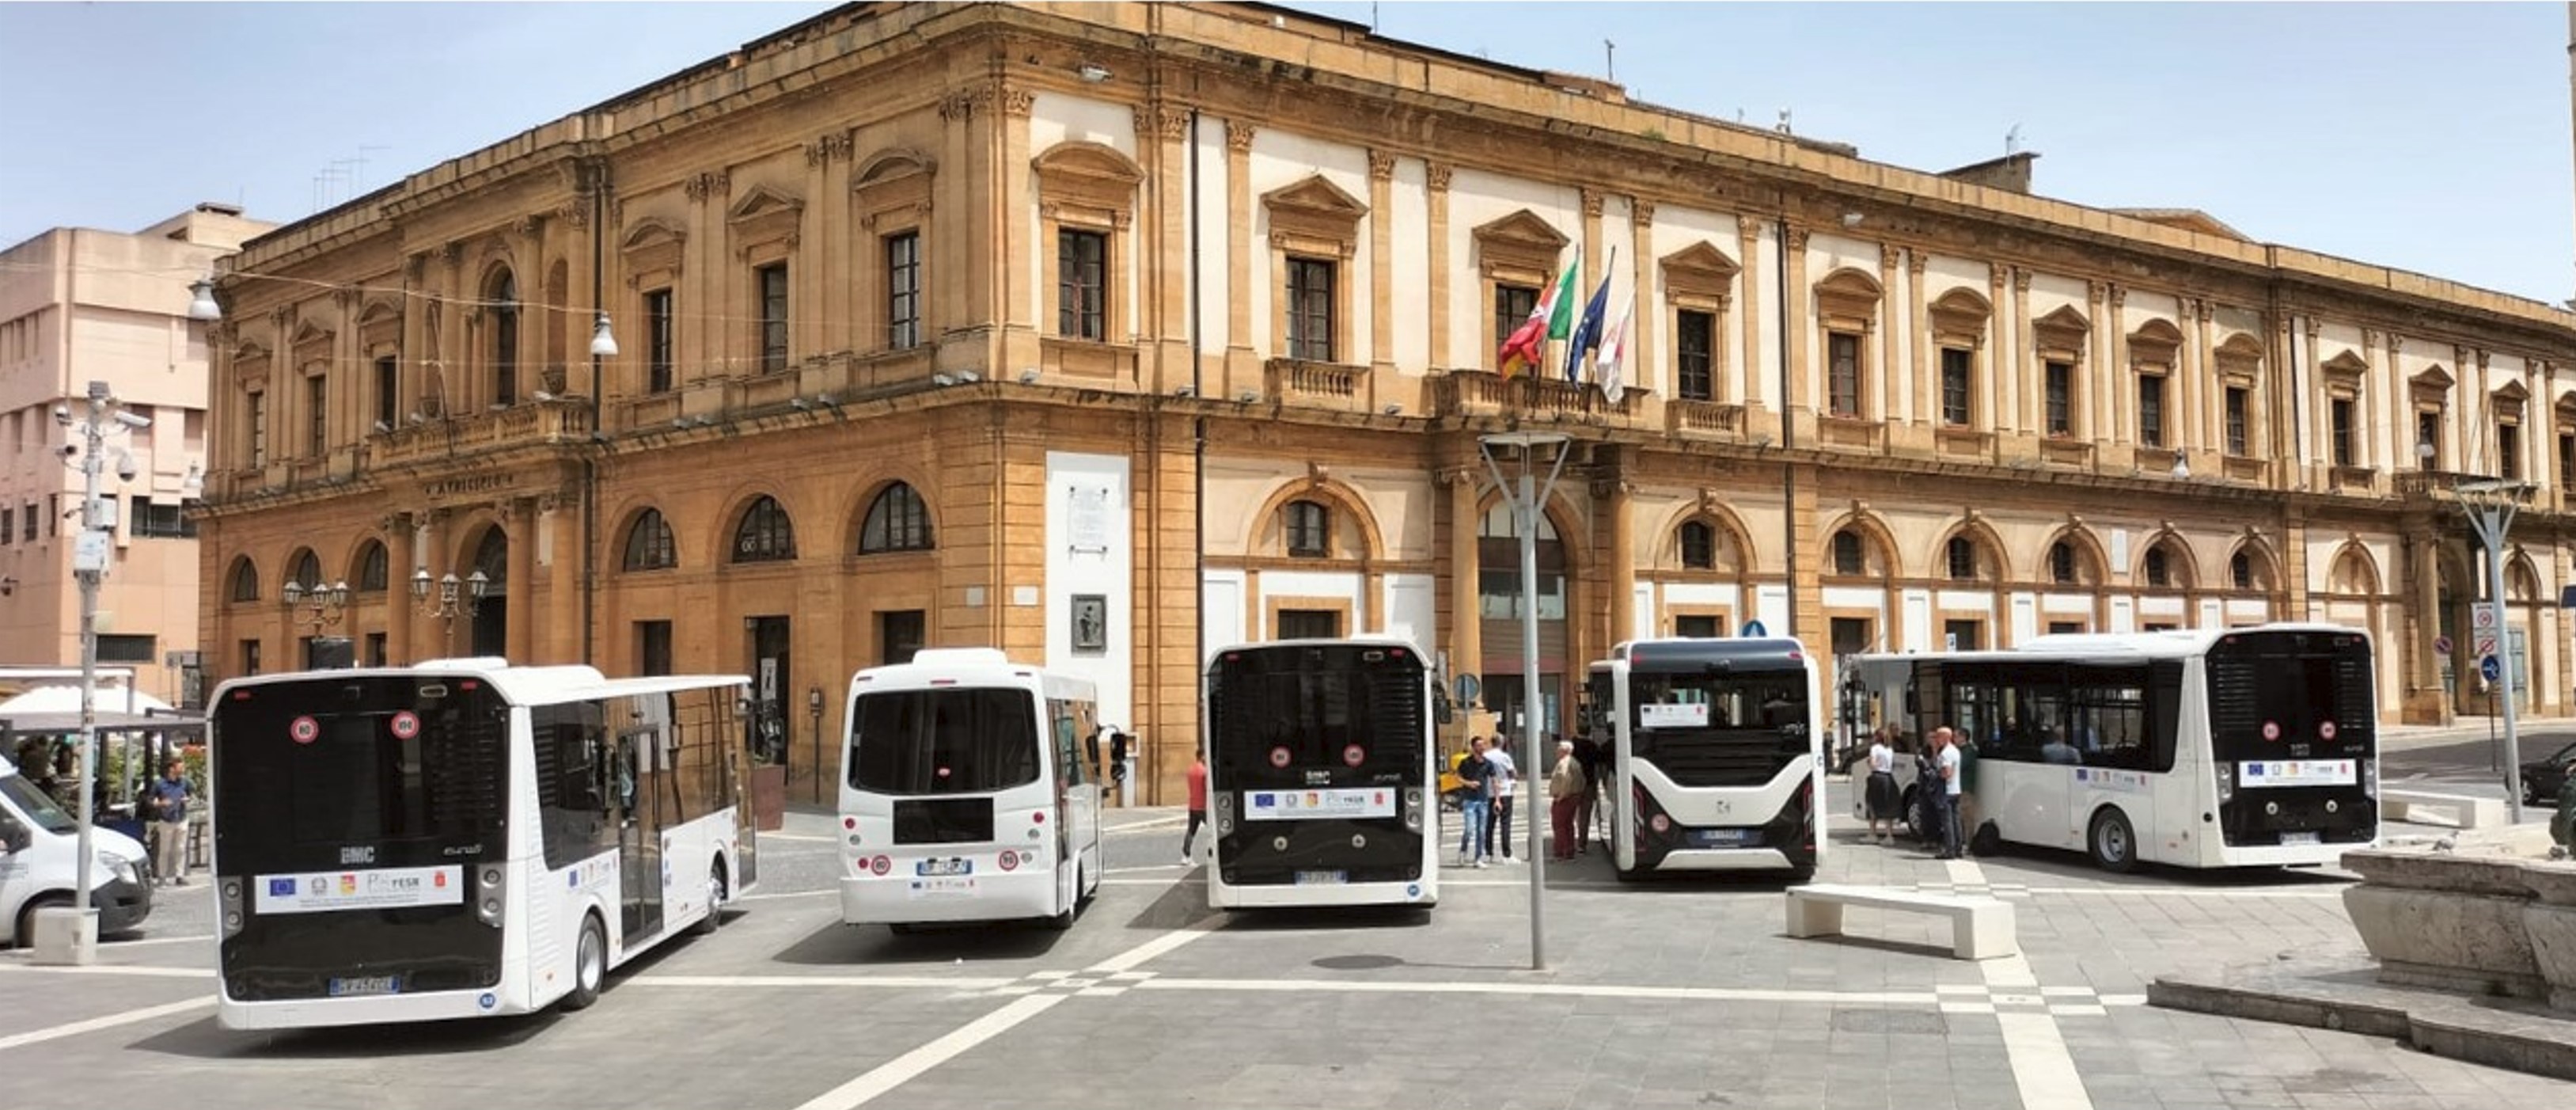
{"left": 1785, "top": 883, "right": 2016, "bottom": 961}
{"left": 2381, "top": 789, "right": 2508, "bottom": 831}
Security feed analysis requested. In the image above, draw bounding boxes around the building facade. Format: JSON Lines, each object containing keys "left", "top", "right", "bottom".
{"left": 2, "top": 203, "right": 274, "bottom": 703}
{"left": 199, "top": 2, "right": 2576, "bottom": 805}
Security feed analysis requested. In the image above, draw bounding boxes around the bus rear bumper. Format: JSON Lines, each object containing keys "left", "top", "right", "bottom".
{"left": 839, "top": 872, "right": 1057, "bottom": 926}
{"left": 1648, "top": 848, "right": 1799, "bottom": 872}
{"left": 1211, "top": 879, "right": 1432, "bottom": 910}
{"left": 217, "top": 986, "right": 522, "bottom": 1031}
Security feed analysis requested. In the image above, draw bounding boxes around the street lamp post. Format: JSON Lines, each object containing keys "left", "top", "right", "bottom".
{"left": 283, "top": 577, "right": 352, "bottom": 667}
{"left": 1479, "top": 430, "right": 1571, "bottom": 971}
{"left": 2453, "top": 477, "right": 2532, "bottom": 823}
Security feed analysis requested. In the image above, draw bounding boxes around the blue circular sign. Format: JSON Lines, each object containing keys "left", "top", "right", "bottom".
{"left": 2480, "top": 655, "right": 2503, "bottom": 682}
{"left": 1740, "top": 619, "right": 1769, "bottom": 638}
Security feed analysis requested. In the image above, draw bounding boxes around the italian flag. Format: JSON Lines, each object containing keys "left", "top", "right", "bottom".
{"left": 1498, "top": 245, "right": 1580, "bottom": 378}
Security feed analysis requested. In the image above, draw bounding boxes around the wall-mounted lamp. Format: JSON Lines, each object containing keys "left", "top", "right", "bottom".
{"left": 186, "top": 277, "right": 222, "bottom": 322}
{"left": 1235, "top": 389, "right": 1261, "bottom": 404}
{"left": 2169, "top": 454, "right": 2190, "bottom": 480}
{"left": 1173, "top": 385, "right": 1196, "bottom": 398}
{"left": 588, "top": 312, "right": 620, "bottom": 359}
{"left": 2418, "top": 438, "right": 2438, "bottom": 470}
{"left": 1383, "top": 403, "right": 1402, "bottom": 416}
{"left": 1076, "top": 63, "right": 1113, "bottom": 83}
{"left": 0, "top": 575, "right": 16, "bottom": 598}
{"left": 931, "top": 373, "right": 958, "bottom": 387}
{"left": 1018, "top": 367, "right": 1042, "bottom": 385}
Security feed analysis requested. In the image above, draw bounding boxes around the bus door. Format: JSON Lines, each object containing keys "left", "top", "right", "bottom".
{"left": 616, "top": 725, "right": 664, "bottom": 941}
{"left": 1048, "top": 701, "right": 1101, "bottom": 888}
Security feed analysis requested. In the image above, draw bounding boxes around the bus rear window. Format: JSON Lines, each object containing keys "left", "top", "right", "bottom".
{"left": 211, "top": 677, "right": 508, "bottom": 848}
{"left": 848, "top": 688, "right": 1040, "bottom": 795}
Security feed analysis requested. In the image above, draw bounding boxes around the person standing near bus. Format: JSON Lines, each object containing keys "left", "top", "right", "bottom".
{"left": 1933, "top": 727, "right": 1964, "bottom": 860}
{"left": 1483, "top": 733, "right": 1518, "bottom": 861}
{"left": 1570, "top": 732, "right": 1603, "bottom": 854}
{"left": 147, "top": 758, "right": 192, "bottom": 886}
{"left": 1180, "top": 751, "right": 1209, "bottom": 865}
{"left": 1547, "top": 739, "right": 1587, "bottom": 861}
{"left": 1864, "top": 727, "right": 1901, "bottom": 846}
{"left": 1456, "top": 736, "right": 1495, "bottom": 867}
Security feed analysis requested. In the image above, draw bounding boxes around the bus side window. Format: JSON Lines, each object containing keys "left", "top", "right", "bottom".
{"left": 1050, "top": 701, "right": 1083, "bottom": 787}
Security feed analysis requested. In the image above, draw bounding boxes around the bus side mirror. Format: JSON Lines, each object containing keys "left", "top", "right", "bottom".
{"left": 1432, "top": 688, "right": 1455, "bottom": 725}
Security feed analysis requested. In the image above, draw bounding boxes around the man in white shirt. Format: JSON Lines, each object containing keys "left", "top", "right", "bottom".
{"left": 1483, "top": 736, "right": 1519, "bottom": 861}
{"left": 1935, "top": 727, "right": 1965, "bottom": 859}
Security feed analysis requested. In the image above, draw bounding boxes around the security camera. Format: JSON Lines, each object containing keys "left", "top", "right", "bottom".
{"left": 116, "top": 452, "right": 138, "bottom": 482}
{"left": 113, "top": 411, "right": 152, "bottom": 429}
{"left": 57, "top": 443, "right": 78, "bottom": 459}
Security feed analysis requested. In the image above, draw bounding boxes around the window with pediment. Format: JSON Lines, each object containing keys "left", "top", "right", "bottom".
{"left": 1034, "top": 143, "right": 1142, "bottom": 345}
{"left": 1928, "top": 287, "right": 1991, "bottom": 429}
{"left": 2494, "top": 382, "right": 2529, "bottom": 481}
{"left": 727, "top": 186, "right": 804, "bottom": 372}
{"left": 853, "top": 150, "right": 936, "bottom": 352}
{"left": 1473, "top": 210, "right": 1570, "bottom": 372}
{"left": 2129, "top": 319, "right": 2183, "bottom": 450}
{"left": 1814, "top": 269, "right": 1883, "bottom": 419}
{"left": 485, "top": 268, "right": 520, "bottom": 405}
{"left": 2032, "top": 305, "right": 2090, "bottom": 438}
{"left": 1662, "top": 242, "right": 1739, "bottom": 402}
{"left": 2215, "top": 333, "right": 2267, "bottom": 458}
{"left": 1263, "top": 175, "right": 1365, "bottom": 363}
{"left": 2411, "top": 363, "right": 2453, "bottom": 469}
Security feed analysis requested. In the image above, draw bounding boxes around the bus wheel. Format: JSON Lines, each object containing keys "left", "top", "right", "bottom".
{"left": 692, "top": 861, "right": 727, "bottom": 937}
{"left": 1044, "top": 865, "right": 1079, "bottom": 930}
{"left": 1898, "top": 787, "right": 1921, "bottom": 838}
{"left": 2088, "top": 808, "right": 2139, "bottom": 874}
{"left": 563, "top": 914, "right": 606, "bottom": 1011}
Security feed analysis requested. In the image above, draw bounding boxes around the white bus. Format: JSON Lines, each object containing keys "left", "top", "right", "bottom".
{"left": 1203, "top": 638, "right": 1439, "bottom": 909}
{"left": 837, "top": 648, "right": 1104, "bottom": 932}
{"left": 1845, "top": 624, "right": 2379, "bottom": 871}
{"left": 1582, "top": 637, "right": 1826, "bottom": 882}
{"left": 209, "top": 660, "right": 756, "bottom": 1029}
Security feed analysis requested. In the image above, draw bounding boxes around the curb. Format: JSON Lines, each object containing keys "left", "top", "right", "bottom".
{"left": 2151, "top": 960, "right": 2576, "bottom": 1082}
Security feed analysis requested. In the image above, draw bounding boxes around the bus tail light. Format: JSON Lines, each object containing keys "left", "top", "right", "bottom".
{"left": 1402, "top": 788, "right": 1424, "bottom": 832}
{"left": 1215, "top": 792, "right": 1235, "bottom": 837}
{"left": 2215, "top": 762, "right": 2233, "bottom": 804}
{"left": 220, "top": 877, "right": 245, "bottom": 939}
{"left": 473, "top": 862, "right": 504, "bottom": 929}
{"left": 2362, "top": 758, "right": 2377, "bottom": 799}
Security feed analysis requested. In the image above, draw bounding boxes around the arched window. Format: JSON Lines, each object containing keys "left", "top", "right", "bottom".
{"left": 1831, "top": 530, "right": 1864, "bottom": 576}
{"left": 859, "top": 482, "right": 935, "bottom": 553}
{"left": 1946, "top": 536, "right": 1976, "bottom": 581}
{"left": 2230, "top": 551, "right": 2254, "bottom": 590}
{"left": 2144, "top": 548, "right": 2171, "bottom": 587}
{"left": 355, "top": 540, "right": 389, "bottom": 592}
{"left": 731, "top": 496, "right": 795, "bottom": 563}
{"left": 288, "top": 550, "right": 322, "bottom": 591}
{"left": 2048, "top": 541, "right": 2077, "bottom": 585}
{"left": 1284, "top": 500, "right": 1330, "bottom": 557}
{"left": 624, "top": 508, "right": 677, "bottom": 571}
{"left": 229, "top": 557, "right": 261, "bottom": 603}
{"left": 1679, "top": 521, "right": 1716, "bottom": 570}
{"left": 488, "top": 269, "right": 520, "bottom": 405}
{"left": 472, "top": 527, "right": 508, "bottom": 589}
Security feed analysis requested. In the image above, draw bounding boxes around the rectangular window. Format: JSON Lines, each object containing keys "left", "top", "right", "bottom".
{"left": 1829, "top": 617, "right": 1872, "bottom": 659}
{"left": 1057, "top": 229, "right": 1106, "bottom": 340}
{"left": 1286, "top": 257, "right": 1335, "bottom": 362}
{"left": 2499, "top": 421, "right": 2521, "bottom": 480}
{"left": 240, "top": 639, "right": 262, "bottom": 677}
{"left": 1277, "top": 609, "right": 1341, "bottom": 640}
{"left": 1, "top": 507, "right": 11, "bottom": 545}
{"left": 1827, "top": 333, "right": 1861, "bottom": 417}
{"left": 757, "top": 263, "right": 790, "bottom": 372}
{"left": 365, "top": 632, "right": 387, "bottom": 667}
{"left": 131, "top": 498, "right": 189, "bottom": 539}
{"left": 2138, "top": 375, "right": 2166, "bottom": 449}
{"left": 1943, "top": 619, "right": 1982, "bottom": 652}
{"left": 2417, "top": 411, "right": 2441, "bottom": 468}
{"left": 305, "top": 374, "right": 327, "bottom": 456}
{"left": 2559, "top": 431, "right": 2574, "bottom": 488}
{"left": 374, "top": 355, "right": 398, "bottom": 430}
{"left": 880, "top": 610, "right": 925, "bottom": 666}
{"left": 638, "top": 620, "right": 673, "bottom": 677}
{"left": 1940, "top": 348, "right": 1972, "bottom": 427}
{"left": 246, "top": 389, "right": 267, "bottom": 466}
{"left": 2329, "top": 397, "right": 2355, "bottom": 467}
{"left": 1675, "top": 309, "right": 1714, "bottom": 401}
{"left": 2226, "top": 386, "right": 2252, "bottom": 457}
{"left": 2044, "top": 361, "right": 2072, "bottom": 436}
{"left": 1674, "top": 614, "right": 1723, "bottom": 639}
{"left": 1494, "top": 284, "right": 1538, "bottom": 362}
{"left": 886, "top": 233, "right": 920, "bottom": 350}
{"left": 2047, "top": 621, "right": 2085, "bottom": 636}
{"left": 644, "top": 288, "right": 674, "bottom": 393}
{"left": 97, "top": 633, "right": 155, "bottom": 664}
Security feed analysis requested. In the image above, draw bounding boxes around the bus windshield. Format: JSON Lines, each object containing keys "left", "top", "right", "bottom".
{"left": 212, "top": 675, "right": 510, "bottom": 861}
{"left": 1207, "top": 644, "right": 1425, "bottom": 787}
{"left": 847, "top": 687, "right": 1040, "bottom": 795}
{"left": 1629, "top": 671, "right": 1809, "bottom": 733}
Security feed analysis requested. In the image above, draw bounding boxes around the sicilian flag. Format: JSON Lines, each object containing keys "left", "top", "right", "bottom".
{"left": 1596, "top": 295, "right": 1634, "bottom": 405}
{"left": 1499, "top": 245, "right": 1580, "bottom": 378}
{"left": 1562, "top": 247, "right": 1616, "bottom": 383}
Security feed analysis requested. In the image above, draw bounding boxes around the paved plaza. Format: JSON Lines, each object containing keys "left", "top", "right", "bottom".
{"left": 6, "top": 781, "right": 2570, "bottom": 1110}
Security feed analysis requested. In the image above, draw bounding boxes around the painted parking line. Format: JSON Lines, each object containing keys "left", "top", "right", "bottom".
{"left": 0, "top": 997, "right": 212, "bottom": 1053}
{"left": 632, "top": 974, "right": 1016, "bottom": 990}
{"left": 0, "top": 962, "right": 214, "bottom": 979}
{"left": 1138, "top": 978, "right": 1945, "bottom": 1006}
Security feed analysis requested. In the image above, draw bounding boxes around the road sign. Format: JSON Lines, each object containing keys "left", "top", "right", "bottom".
{"left": 2473, "top": 606, "right": 2498, "bottom": 631}
{"left": 1741, "top": 619, "right": 1768, "bottom": 637}
{"left": 2480, "top": 654, "right": 2503, "bottom": 682}
{"left": 2475, "top": 636, "right": 2498, "bottom": 660}
{"left": 2433, "top": 635, "right": 2453, "bottom": 656}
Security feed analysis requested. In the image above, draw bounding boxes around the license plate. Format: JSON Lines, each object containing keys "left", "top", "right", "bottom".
{"left": 1690, "top": 829, "right": 1751, "bottom": 848}
{"left": 2281, "top": 831, "right": 2321, "bottom": 847}
{"left": 328, "top": 975, "right": 400, "bottom": 998}
{"left": 916, "top": 858, "right": 973, "bottom": 877}
{"left": 1293, "top": 870, "right": 1348, "bottom": 885}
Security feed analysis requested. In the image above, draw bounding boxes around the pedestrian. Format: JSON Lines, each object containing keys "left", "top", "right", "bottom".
{"left": 148, "top": 758, "right": 192, "bottom": 886}
{"left": 1570, "top": 731, "right": 1602, "bottom": 855}
{"left": 1864, "top": 726, "right": 1900, "bottom": 846}
{"left": 1548, "top": 739, "right": 1587, "bottom": 861}
{"left": 1582, "top": 728, "right": 1615, "bottom": 848}
{"left": 1455, "top": 736, "right": 1495, "bottom": 867}
{"left": 1180, "top": 750, "right": 1208, "bottom": 865}
{"left": 1483, "top": 732, "right": 1519, "bottom": 861}
{"left": 1933, "top": 727, "right": 1965, "bottom": 859}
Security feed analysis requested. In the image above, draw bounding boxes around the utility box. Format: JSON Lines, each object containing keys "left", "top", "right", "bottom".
{"left": 28, "top": 905, "right": 98, "bottom": 965}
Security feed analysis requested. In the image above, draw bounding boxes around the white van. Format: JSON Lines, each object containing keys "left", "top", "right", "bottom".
{"left": 0, "top": 753, "right": 153, "bottom": 946}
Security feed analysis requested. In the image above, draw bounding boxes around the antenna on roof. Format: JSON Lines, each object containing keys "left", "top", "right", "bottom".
{"left": 1776, "top": 109, "right": 1793, "bottom": 135}
{"left": 1604, "top": 39, "right": 1615, "bottom": 82}
{"left": 2005, "top": 124, "right": 2024, "bottom": 156}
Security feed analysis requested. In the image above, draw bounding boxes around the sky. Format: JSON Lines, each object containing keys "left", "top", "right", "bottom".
{"left": 2, "top": 2, "right": 2567, "bottom": 305}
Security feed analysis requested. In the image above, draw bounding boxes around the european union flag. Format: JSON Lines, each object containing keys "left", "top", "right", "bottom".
{"left": 1254, "top": 793, "right": 1275, "bottom": 808}
{"left": 268, "top": 878, "right": 294, "bottom": 897}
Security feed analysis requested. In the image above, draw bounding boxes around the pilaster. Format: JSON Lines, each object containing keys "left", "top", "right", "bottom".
{"left": 1604, "top": 475, "right": 1636, "bottom": 644}
{"left": 547, "top": 492, "right": 580, "bottom": 665}
{"left": 1428, "top": 163, "right": 1452, "bottom": 368}
{"left": 1908, "top": 251, "right": 1931, "bottom": 428}
{"left": 1224, "top": 121, "right": 1257, "bottom": 385}
{"left": 1368, "top": 150, "right": 1395, "bottom": 374}
{"left": 1736, "top": 219, "right": 1762, "bottom": 412}
{"left": 1444, "top": 464, "right": 1481, "bottom": 685}
{"left": 1628, "top": 199, "right": 1655, "bottom": 393}
{"left": 505, "top": 497, "right": 537, "bottom": 664}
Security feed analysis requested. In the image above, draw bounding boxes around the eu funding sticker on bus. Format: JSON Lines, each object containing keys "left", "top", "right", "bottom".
{"left": 2240, "top": 760, "right": 2358, "bottom": 789}
{"left": 1638, "top": 702, "right": 1711, "bottom": 730}
{"left": 1246, "top": 789, "right": 1397, "bottom": 821}
{"left": 253, "top": 865, "right": 467, "bottom": 915}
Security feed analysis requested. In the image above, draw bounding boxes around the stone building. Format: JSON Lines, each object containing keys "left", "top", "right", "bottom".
{"left": 198, "top": 2, "right": 2576, "bottom": 805}
{"left": 2, "top": 203, "right": 275, "bottom": 702}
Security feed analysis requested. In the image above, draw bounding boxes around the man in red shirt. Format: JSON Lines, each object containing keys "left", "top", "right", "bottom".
{"left": 1182, "top": 751, "right": 1209, "bottom": 865}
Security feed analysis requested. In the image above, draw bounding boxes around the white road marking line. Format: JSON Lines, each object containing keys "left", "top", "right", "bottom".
{"left": 0, "top": 997, "right": 211, "bottom": 1052}
{"left": 787, "top": 993, "right": 1069, "bottom": 1110}
{"left": 632, "top": 975, "right": 1016, "bottom": 990}
{"left": 105, "top": 933, "right": 216, "bottom": 948}
{"left": 735, "top": 888, "right": 836, "bottom": 902}
{"left": 1952, "top": 853, "right": 2095, "bottom": 1110}
{"left": 1138, "top": 978, "right": 1942, "bottom": 1005}
{"left": 0, "top": 962, "right": 214, "bottom": 979}
{"left": 2014, "top": 886, "right": 2342, "bottom": 899}
{"left": 761, "top": 832, "right": 840, "bottom": 842}
{"left": 784, "top": 918, "right": 1224, "bottom": 1109}
{"left": 1104, "top": 815, "right": 1186, "bottom": 834}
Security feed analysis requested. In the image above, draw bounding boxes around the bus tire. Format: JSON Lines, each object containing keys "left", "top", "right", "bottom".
{"left": 1898, "top": 786, "right": 1921, "bottom": 838}
{"left": 2088, "top": 808, "right": 2139, "bottom": 874}
{"left": 563, "top": 913, "right": 606, "bottom": 1011}
{"left": 691, "top": 859, "right": 727, "bottom": 937}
